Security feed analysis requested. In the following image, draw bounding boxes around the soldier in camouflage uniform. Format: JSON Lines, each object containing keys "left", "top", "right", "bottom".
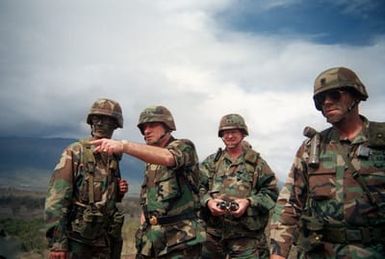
{"left": 91, "top": 105, "right": 205, "bottom": 258}
{"left": 44, "top": 98, "right": 128, "bottom": 259}
{"left": 270, "top": 67, "right": 385, "bottom": 259}
{"left": 199, "top": 114, "right": 279, "bottom": 259}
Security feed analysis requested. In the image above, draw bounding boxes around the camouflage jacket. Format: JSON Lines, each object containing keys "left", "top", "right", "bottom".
{"left": 270, "top": 117, "right": 385, "bottom": 258}
{"left": 199, "top": 145, "right": 278, "bottom": 238}
{"left": 137, "top": 137, "right": 205, "bottom": 256}
{"left": 44, "top": 138, "right": 123, "bottom": 250}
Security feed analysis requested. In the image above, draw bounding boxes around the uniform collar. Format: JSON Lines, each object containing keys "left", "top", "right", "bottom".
{"left": 329, "top": 115, "right": 369, "bottom": 145}
{"left": 223, "top": 149, "right": 244, "bottom": 165}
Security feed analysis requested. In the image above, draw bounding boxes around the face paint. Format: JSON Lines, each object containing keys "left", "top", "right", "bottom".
{"left": 90, "top": 115, "right": 117, "bottom": 139}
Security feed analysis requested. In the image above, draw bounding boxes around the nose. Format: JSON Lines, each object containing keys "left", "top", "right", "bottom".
{"left": 225, "top": 131, "right": 235, "bottom": 137}
{"left": 142, "top": 125, "right": 151, "bottom": 134}
{"left": 322, "top": 95, "right": 335, "bottom": 106}
{"left": 93, "top": 118, "right": 103, "bottom": 125}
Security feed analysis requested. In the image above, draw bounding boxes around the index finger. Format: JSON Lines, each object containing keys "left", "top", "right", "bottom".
{"left": 89, "top": 139, "right": 103, "bottom": 146}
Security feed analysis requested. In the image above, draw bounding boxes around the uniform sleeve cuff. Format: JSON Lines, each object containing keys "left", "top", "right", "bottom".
{"left": 50, "top": 240, "right": 69, "bottom": 251}
{"left": 201, "top": 194, "right": 212, "bottom": 207}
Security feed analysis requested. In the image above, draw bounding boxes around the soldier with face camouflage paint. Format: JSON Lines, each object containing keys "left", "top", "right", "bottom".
{"left": 199, "top": 114, "right": 279, "bottom": 259}
{"left": 91, "top": 105, "right": 205, "bottom": 259}
{"left": 44, "top": 98, "right": 128, "bottom": 259}
{"left": 270, "top": 67, "right": 385, "bottom": 259}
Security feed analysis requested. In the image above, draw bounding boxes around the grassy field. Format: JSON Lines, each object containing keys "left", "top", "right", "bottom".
{"left": 0, "top": 188, "right": 298, "bottom": 258}
{"left": 0, "top": 216, "right": 141, "bottom": 258}
{"left": 0, "top": 188, "right": 141, "bottom": 258}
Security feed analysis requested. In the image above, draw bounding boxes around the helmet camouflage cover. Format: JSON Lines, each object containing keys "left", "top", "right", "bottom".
{"left": 137, "top": 105, "right": 176, "bottom": 134}
{"left": 86, "top": 98, "right": 123, "bottom": 128}
{"left": 313, "top": 67, "right": 368, "bottom": 110}
{"left": 218, "top": 113, "right": 249, "bottom": 137}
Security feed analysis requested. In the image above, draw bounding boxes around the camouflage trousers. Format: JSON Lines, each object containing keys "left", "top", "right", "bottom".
{"left": 68, "top": 239, "right": 110, "bottom": 259}
{"left": 202, "top": 232, "right": 269, "bottom": 259}
{"left": 297, "top": 242, "right": 385, "bottom": 259}
{"left": 67, "top": 236, "right": 122, "bottom": 259}
{"left": 136, "top": 243, "right": 202, "bottom": 259}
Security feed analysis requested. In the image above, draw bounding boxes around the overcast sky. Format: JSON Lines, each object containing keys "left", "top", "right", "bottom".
{"left": 1, "top": 0, "right": 385, "bottom": 182}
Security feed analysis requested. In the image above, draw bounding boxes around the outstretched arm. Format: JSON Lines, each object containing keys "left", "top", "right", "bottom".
{"left": 91, "top": 138, "right": 175, "bottom": 166}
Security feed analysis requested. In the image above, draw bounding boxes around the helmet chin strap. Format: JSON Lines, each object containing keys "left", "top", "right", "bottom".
{"left": 158, "top": 131, "right": 168, "bottom": 141}
{"left": 324, "top": 99, "right": 359, "bottom": 124}
{"left": 338, "top": 99, "right": 359, "bottom": 120}
{"left": 151, "top": 130, "right": 170, "bottom": 146}
{"left": 347, "top": 99, "right": 359, "bottom": 113}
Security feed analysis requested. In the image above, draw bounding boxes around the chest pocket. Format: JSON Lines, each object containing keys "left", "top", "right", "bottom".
{"left": 233, "top": 168, "right": 254, "bottom": 198}
{"left": 212, "top": 164, "right": 254, "bottom": 198}
{"left": 308, "top": 152, "right": 337, "bottom": 200}
{"left": 154, "top": 169, "right": 181, "bottom": 202}
{"left": 76, "top": 142, "right": 119, "bottom": 204}
{"left": 369, "top": 149, "right": 385, "bottom": 168}
{"left": 77, "top": 165, "right": 109, "bottom": 203}
{"left": 359, "top": 149, "right": 385, "bottom": 209}
{"left": 92, "top": 174, "right": 106, "bottom": 202}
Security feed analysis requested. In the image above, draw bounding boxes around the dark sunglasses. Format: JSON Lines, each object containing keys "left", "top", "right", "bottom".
{"left": 315, "top": 89, "right": 346, "bottom": 105}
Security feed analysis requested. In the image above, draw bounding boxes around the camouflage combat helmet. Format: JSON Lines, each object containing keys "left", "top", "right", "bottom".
{"left": 313, "top": 67, "right": 368, "bottom": 110}
{"left": 137, "top": 105, "right": 176, "bottom": 134}
{"left": 86, "top": 98, "right": 123, "bottom": 128}
{"left": 218, "top": 114, "right": 248, "bottom": 137}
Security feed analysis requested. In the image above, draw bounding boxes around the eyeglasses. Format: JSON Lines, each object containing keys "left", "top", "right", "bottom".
{"left": 315, "top": 89, "right": 346, "bottom": 105}
{"left": 222, "top": 129, "right": 242, "bottom": 136}
{"left": 90, "top": 116, "right": 117, "bottom": 126}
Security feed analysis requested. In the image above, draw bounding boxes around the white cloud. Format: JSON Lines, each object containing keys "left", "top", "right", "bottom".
{"left": 0, "top": 0, "right": 384, "bottom": 181}
{"left": 259, "top": 0, "right": 302, "bottom": 11}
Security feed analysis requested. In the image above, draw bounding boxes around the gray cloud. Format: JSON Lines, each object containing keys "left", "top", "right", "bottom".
{"left": 0, "top": 0, "right": 384, "bottom": 181}
{"left": 324, "top": 0, "right": 383, "bottom": 16}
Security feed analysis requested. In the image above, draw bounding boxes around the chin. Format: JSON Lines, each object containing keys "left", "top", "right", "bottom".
{"left": 326, "top": 115, "right": 343, "bottom": 124}
{"left": 145, "top": 139, "right": 155, "bottom": 145}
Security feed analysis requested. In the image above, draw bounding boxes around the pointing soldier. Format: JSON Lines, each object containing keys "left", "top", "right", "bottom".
{"left": 91, "top": 105, "right": 205, "bottom": 258}
{"left": 270, "top": 67, "right": 385, "bottom": 258}
{"left": 44, "top": 98, "right": 128, "bottom": 259}
{"left": 200, "top": 114, "right": 278, "bottom": 258}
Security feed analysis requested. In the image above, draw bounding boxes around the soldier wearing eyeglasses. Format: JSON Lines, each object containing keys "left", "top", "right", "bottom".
{"left": 270, "top": 67, "right": 385, "bottom": 258}
{"left": 45, "top": 98, "right": 128, "bottom": 259}
{"left": 199, "top": 114, "right": 278, "bottom": 259}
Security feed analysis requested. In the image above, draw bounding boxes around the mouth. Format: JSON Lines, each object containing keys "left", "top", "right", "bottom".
{"left": 324, "top": 107, "right": 339, "bottom": 114}
{"left": 144, "top": 135, "right": 153, "bottom": 141}
{"left": 225, "top": 140, "right": 238, "bottom": 146}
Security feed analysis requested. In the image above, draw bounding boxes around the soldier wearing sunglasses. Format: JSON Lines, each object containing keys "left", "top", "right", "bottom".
{"left": 270, "top": 67, "right": 385, "bottom": 258}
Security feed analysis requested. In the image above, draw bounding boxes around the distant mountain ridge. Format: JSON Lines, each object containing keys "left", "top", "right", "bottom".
{"left": 0, "top": 137, "right": 284, "bottom": 194}
{"left": 0, "top": 137, "right": 144, "bottom": 195}
{"left": 0, "top": 137, "right": 75, "bottom": 170}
